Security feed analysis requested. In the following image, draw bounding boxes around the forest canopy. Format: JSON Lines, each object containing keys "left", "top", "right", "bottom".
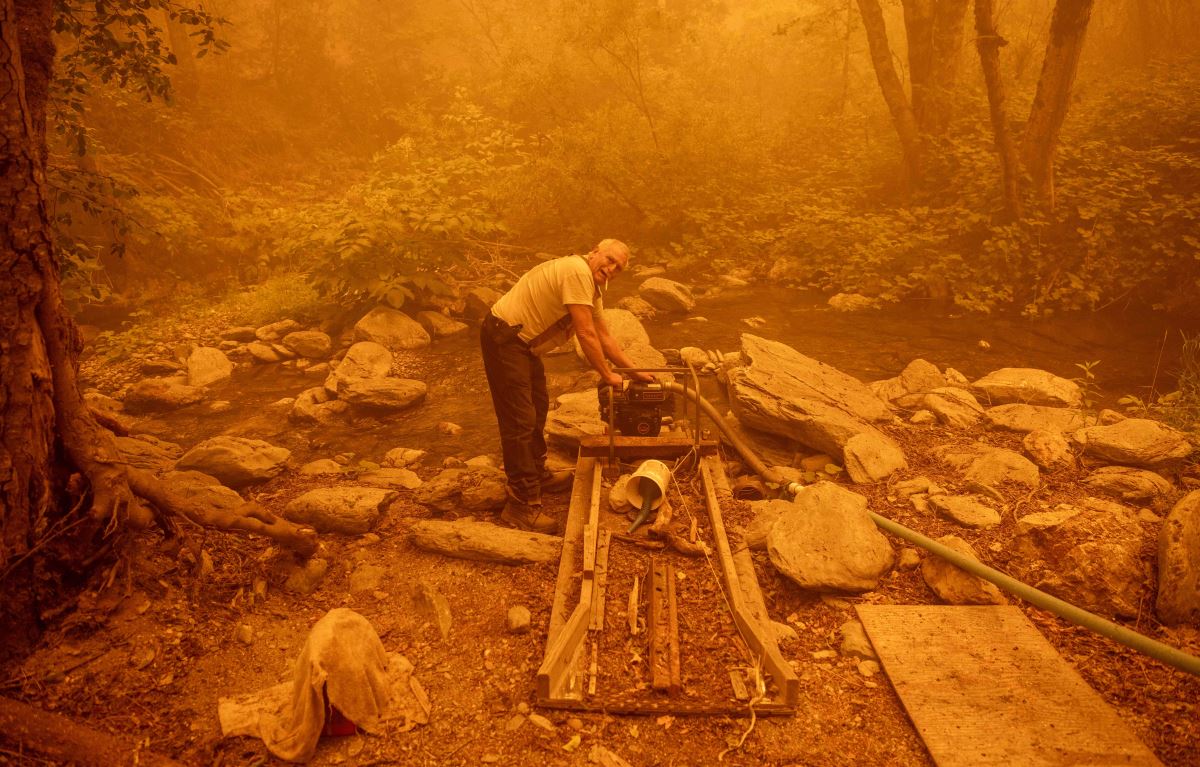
{"left": 48, "top": 0, "right": 1200, "bottom": 317}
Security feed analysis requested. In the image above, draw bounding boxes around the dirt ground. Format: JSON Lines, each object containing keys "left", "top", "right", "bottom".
{"left": 2, "top": 415, "right": 1199, "bottom": 766}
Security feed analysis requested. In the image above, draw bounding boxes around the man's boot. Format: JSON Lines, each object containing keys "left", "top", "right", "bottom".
{"left": 540, "top": 467, "right": 575, "bottom": 494}
{"left": 500, "top": 485, "right": 557, "bottom": 534}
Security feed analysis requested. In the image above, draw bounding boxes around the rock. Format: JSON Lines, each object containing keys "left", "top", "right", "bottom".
{"left": 415, "top": 310, "right": 468, "bottom": 338}
{"left": 574, "top": 309, "right": 651, "bottom": 363}
{"left": 986, "top": 403, "right": 1091, "bottom": 434}
{"left": 923, "top": 387, "right": 985, "bottom": 429}
{"left": 140, "top": 358, "right": 183, "bottom": 376}
{"left": 283, "top": 487, "right": 398, "bottom": 535}
{"left": 246, "top": 342, "right": 286, "bottom": 364}
{"left": 383, "top": 447, "right": 426, "bottom": 468}
{"left": 843, "top": 431, "right": 907, "bottom": 483}
{"left": 545, "top": 390, "right": 605, "bottom": 448}
{"left": 972, "top": 368, "right": 1082, "bottom": 408}
{"left": 638, "top": 277, "right": 695, "bottom": 313}
{"left": 353, "top": 306, "right": 431, "bottom": 350}
{"left": 1098, "top": 408, "right": 1125, "bottom": 425}
{"left": 326, "top": 341, "right": 393, "bottom": 395}
{"left": 507, "top": 605, "right": 532, "bottom": 634}
{"left": 897, "top": 548, "right": 921, "bottom": 570}
{"left": 186, "top": 347, "right": 234, "bottom": 388}
{"left": 123, "top": 378, "right": 205, "bottom": 414}
{"left": 282, "top": 557, "right": 328, "bottom": 595}
{"left": 921, "top": 536, "right": 1007, "bottom": 605}
{"left": 742, "top": 499, "right": 799, "bottom": 550}
{"left": 221, "top": 326, "right": 257, "bottom": 342}
{"left": 438, "top": 421, "right": 463, "bottom": 437}
{"left": 528, "top": 713, "right": 556, "bottom": 732}
{"left": 409, "top": 519, "right": 561, "bottom": 564}
{"left": 340, "top": 378, "right": 427, "bottom": 411}
{"left": 858, "top": 660, "right": 881, "bottom": 677}
{"left": 1013, "top": 504, "right": 1149, "bottom": 619}
{"left": 359, "top": 467, "right": 423, "bottom": 490}
{"left": 85, "top": 390, "right": 136, "bottom": 433}
{"left": 300, "top": 459, "right": 344, "bottom": 475}
{"left": 291, "top": 387, "right": 348, "bottom": 424}
{"left": 413, "top": 466, "right": 508, "bottom": 515}
{"left": 827, "top": 293, "right": 878, "bottom": 312}
{"left": 175, "top": 436, "right": 291, "bottom": 488}
{"left": 233, "top": 624, "right": 253, "bottom": 645}
{"left": 936, "top": 443, "right": 1040, "bottom": 489}
{"left": 871, "top": 359, "right": 946, "bottom": 407}
{"left": 114, "top": 434, "right": 182, "bottom": 472}
{"left": 1074, "top": 418, "right": 1193, "bottom": 468}
{"left": 282, "top": 330, "right": 333, "bottom": 359}
{"left": 255, "top": 319, "right": 301, "bottom": 343}
{"left": 614, "top": 295, "right": 656, "bottom": 321}
{"left": 414, "top": 581, "right": 453, "bottom": 641}
{"left": 1023, "top": 429, "right": 1074, "bottom": 470}
{"left": 1083, "top": 466, "right": 1175, "bottom": 510}
{"left": 463, "top": 286, "right": 504, "bottom": 320}
{"left": 894, "top": 476, "right": 945, "bottom": 498}
{"left": 270, "top": 343, "right": 297, "bottom": 360}
{"left": 766, "top": 482, "right": 894, "bottom": 592}
{"left": 728, "top": 334, "right": 892, "bottom": 459}
{"left": 1157, "top": 491, "right": 1200, "bottom": 626}
{"left": 929, "top": 494, "right": 1002, "bottom": 529}
{"left": 839, "top": 620, "right": 877, "bottom": 660}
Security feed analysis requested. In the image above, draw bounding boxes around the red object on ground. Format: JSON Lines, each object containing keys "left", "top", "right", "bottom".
{"left": 321, "top": 689, "right": 359, "bottom": 737}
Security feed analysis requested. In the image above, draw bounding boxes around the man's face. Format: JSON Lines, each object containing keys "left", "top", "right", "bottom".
{"left": 589, "top": 247, "right": 628, "bottom": 286}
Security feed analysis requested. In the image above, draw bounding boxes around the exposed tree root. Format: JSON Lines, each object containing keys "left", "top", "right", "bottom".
{"left": 0, "top": 695, "right": 186, "bottom": 767}
{"left": 127, "top": 469, "right": 319, "bottom": 558}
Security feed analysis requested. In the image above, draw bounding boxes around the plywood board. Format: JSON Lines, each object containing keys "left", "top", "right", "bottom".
{"left": 856, "top": 605, "right": 1162, "bottom": 767}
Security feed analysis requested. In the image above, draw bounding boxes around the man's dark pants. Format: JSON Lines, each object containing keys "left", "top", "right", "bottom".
{"left": 480, "top": 314, "right": 549, "bottom": 502}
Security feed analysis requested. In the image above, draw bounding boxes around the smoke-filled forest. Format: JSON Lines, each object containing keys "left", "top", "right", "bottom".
{"left": 2, "top": 1, "right": 1200, "bottom": 765}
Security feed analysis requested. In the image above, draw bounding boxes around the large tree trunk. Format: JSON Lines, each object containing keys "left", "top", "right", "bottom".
{"left": 974, "top": 0, "right": 1022, "bottom": 221}
{"left": 858, "top": 0, "right": 923, "bottom": 188}
{"left": 903, "top": 0, "right": 970, "bottom": 135}
{"left": 1022, "top": 0, "right": 1095, "bottom": 209}
{"left": 2, "top": 0, "right": 61, "bottom": 654}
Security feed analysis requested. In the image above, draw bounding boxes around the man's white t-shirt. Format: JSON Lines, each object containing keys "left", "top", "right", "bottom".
{"left": 491, "top": 255, "right": 603, "bottom": 355}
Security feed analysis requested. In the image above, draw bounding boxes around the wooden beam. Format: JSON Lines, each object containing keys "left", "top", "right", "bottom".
{"left": 548, "top": 457, "right": 596, "bottom": 644}
{"left": 577, "top": 435, "right": 718, "bottom": 459}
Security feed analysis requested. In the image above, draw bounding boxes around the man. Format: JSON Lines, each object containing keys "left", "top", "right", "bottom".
{"left": 480, "top": 239, "right": 653, "bottom": 533}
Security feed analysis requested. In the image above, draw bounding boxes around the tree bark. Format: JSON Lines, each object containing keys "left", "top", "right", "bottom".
{"left": 928, "top": 0, "right": 971, "bottom": 134}
{"left": 857, "top": 0, "right": 923, "bottom": 187}
{"left": 974, "top": 0, "right": 1022, "bottom": 221}
{"left": 1022, "top": 0, "right": 1095, "bottom": 209}
{"left": 902, "top": 0, "right": 936, "bottom": 130}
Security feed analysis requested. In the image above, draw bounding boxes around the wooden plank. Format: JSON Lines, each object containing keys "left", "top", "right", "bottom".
{"left": 648, "top": 558, "right": 671, "bottom": 692}
{"left": 538, "top": 594, "right": 592, "bottom": 700}
{"left": 857, "top": 605, "right": 1163, "bottom": 767}
{"left": 666, "top": 562, "right": 681, "bottom": 696}
{"left": 699, "top": 456, "right": 800, "bottom": 707}
{"left": 582, "top": 523, "right": 597, "bottom": 575}
{"left": 590, "top": 530, "right": 611, "bottom": 631}
{"left": 578, "top": 434, "right": 718, "bottom": 459}
{"left": 548, "top": 458, "right": 596, "bottom": 644}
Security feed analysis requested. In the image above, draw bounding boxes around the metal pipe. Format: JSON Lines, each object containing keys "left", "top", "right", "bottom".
{"left": 663, "top": 381, "right": 1200, "bottom": 678}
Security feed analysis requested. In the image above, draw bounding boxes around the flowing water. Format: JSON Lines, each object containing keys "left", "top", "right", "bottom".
{"left": 135, "top": 286, "right": 1199, "bottom": 467}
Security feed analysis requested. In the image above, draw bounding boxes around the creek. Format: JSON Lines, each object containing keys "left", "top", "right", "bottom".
{"left": 132, "top": 285, "right": 1198, "bottom": 469}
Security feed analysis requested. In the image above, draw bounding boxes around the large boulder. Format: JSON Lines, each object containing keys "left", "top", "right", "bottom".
{"left": 922, "top": 387, "right": 985, "bottom": 429}
{"left": 1156, "top": 490, "right": 1200, "bottom": 626}
{"left": 638, "top": 277, "right": 695, "bottom": 313}
{"left": 186, "top": 347, "right": 234, "bottom": 388}
{"left": 615, "top": 295, "right": 656, "bottom": 320}
{"left": 161, "top": 470, "right": 245, "bottom": 516}
{"left": 972, "top": 368, "right": 1082, "bottom": 407}
{"left": 114, "top": 434, "right": 183, "bottom": 472}
{"left": 728, "top": 334, "right": 891, "bottom": 459}
{"left": 741, "top": 498, "right": 799, "bottom": 550}
{"left": 415, "top": 310, "right": 468, "bottom": 338}
{"left": 463, "top": 286, "right": 504, "bottom": 321}
{"left": 353, "top": 306, "right": 431, "bottom": 350}
{"left": 871, "top": 359, "right": 948, "bottom": 408}
{"left": 283, "top": 487, "right": 398, "bottom": 535}
{"left": 843, "top": 432, "right": 907, "bottom": 484}
{"left": 545, "top": 390, "right": 605, "bottom": 448}
{"left": 413, "top": 466, "right": 508, "bottom": 515}
{"left": 175, "top": 436, "right": 290, "bottom": 488}
{"left": 1083, "top": 466, "right": 1175, "bottom": 510}
{"left": 1073, "top": 418, "right": 1193, "bottom": 468}
{"left": 766, "top": 482, "right": 894, "bottom": 592}
{"left": 936, "top": 442, "right": 1040, "bottom": 489}
{"left": 123, "top": 378, "right": 205, "bottom": 414}
{"left": 574, "top": 309, "right": 650, "bottom": 362}
{"left": 325, "top": 341, "right": 393, "bottom": 395}
{"left": 339, "top": 378, "right": 427, "bottom": 411}
{"left": 985, "top": 403, "right": 1091, "bottom": 434}
{"left": 1012, "top": 502, "right": 1150, "bottom": 619}
{"left": 282, "top": 330, "right": 333, "bottom": 359}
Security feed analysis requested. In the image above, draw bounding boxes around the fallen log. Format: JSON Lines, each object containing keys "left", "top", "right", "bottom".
{"left": 0, "top": 695, "right": 185, "bottom": 767}
{"left": 409, "top": 519, "right": 560, "bottom": 565}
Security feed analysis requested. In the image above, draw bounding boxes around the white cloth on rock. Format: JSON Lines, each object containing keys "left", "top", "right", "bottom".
{"left": 217, "top": 608, "right": 430, "bottom": 763}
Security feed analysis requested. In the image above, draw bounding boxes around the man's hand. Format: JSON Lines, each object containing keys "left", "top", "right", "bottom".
{"left": 631, "top": 370, "right": 656, "bottom": 383}
{"left": 602, "top": 371, "right": 624, "bottom": 388}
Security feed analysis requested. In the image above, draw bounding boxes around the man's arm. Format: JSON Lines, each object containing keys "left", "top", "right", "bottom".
{"left": 592, "top": 308, "right": 655, "bottom": 382}
{"left": 568, "top": 304, "right": 622, "bottom": 386}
